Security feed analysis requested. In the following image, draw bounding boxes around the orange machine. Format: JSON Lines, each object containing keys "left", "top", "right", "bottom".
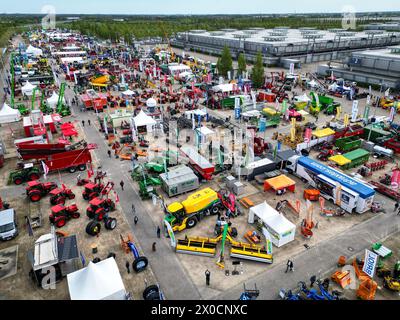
{"left": 337, "top": 255, "right": 347, "bottom": 267}
{"left": 244, "top": 230, "right": 261, "bottom": 244}
{"left": 331, "top": 270, "right": 351, "bottom": 288}
{"left": 357, "top": 279, "right": 377, "bottom": 300}
{"left": 353, "top": 258, "right": 370, "bottom": 282}
{"left": 303, "top": 189, "right": 320, "bottom": 201}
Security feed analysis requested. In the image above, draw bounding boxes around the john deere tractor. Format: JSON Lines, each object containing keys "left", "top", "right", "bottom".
{"left": 9, "top": 163, "right": 41, "bottom": 185}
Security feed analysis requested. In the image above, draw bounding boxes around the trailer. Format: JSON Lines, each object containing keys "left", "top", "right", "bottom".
{"left": 180, "top": 146, "right": 215, "bottom": 180}
{"left": 341, "top": 149, "right": 370, "bottom": 170}
{"left": 286, "top": 156, "right": 375, "bottom": 213}
{"left": 335, "top": 136, "right": 362, "bottom": 152}
{"left": 44, "top": 148, "right": 93, "bottom": 173}
{"left": 363, "top": 125, "right": 392, "bottom": 144}
{"left": 159, "top": 165, "right": 199, "bottom": 197}
{"left": 369, "top": 181, "right": 400, "bottom": 201}
{"left": 80, "top": 89, "right": 108, "bottom": 112}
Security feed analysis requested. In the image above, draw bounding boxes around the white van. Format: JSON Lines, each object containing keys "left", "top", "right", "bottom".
{"left": 0, "top": 209, "right": 18, "bottom": 241}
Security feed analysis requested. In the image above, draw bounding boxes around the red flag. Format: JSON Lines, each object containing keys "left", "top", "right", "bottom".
{"left": 114, "top": 191, "right": 120, "bottom": 203}
{"left": 304, "top": 128, "right": 312, "bottom": 143}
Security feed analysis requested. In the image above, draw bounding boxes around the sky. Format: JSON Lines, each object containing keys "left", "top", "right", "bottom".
{"left": 1, "top": 0, "right": 399, "bottom": 15}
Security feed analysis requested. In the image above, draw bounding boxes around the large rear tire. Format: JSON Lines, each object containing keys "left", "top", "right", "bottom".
{"left": 29, "top": 172, "right": 40, "bottom": 181}
{"left": 68, "top": 166, "right": 77, "bottom": 173}
{"left": 29, "top": 191, "right": 42, "bottom": 202}
{"left": 143, "top": 285, "right": 161, "bottom": 300}
{"left": 104, "top": 217, "right": 117, "bottom": 230}
{"left": 86, "top": 220, "right": 101, "bottom": 236}
{"left": 133, "top": 256, "right": 148, "bottom": 273}
{"left": 186, "top": 217, "right": 197, "bottom": 228}
{"left": 78, "top": 164, "right": 86, "bottom": 171}
{"left": 13, "top": 177, "right": 24, "bottom": 185}
{"left": 55, "top": 217, "right": 66, "bottom": 228}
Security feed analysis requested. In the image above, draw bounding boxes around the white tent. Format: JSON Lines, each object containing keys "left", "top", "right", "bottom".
{"left": 0, "top": 103, "right": 21, "bottom": 124}
{"left": 248, "top": 201, "right": 296, "bottom": 247}
{"left": 195, "top": 126, "right": 215, "bottom": 144}
{"left": 47, "top": 92, "right": 65, "bottom": 109}
{"left": 21, "top": 81, "right": 37, "bottom": 96}
{"left": 121, "top": 89, "right": 135, "bottom": 97}
{"left": 212, "top": 83, "right": 234, "bottom": 93}
{"left": 26, "top": 45, "right": 43, "bottom": 57}
{"left": 67, "top": 258, "right": 126, "bottom": 300}
{"left": 307, "top": 79, "right": 319, "bottom": 88}
{"left": 133, "top": 110, "right": 157, "bottom": 133}
{"left": 294, "top": 93, "right": 311, "bottom": 103}
{"left": 146, "top": 98, "right": 157, "bottom": 108}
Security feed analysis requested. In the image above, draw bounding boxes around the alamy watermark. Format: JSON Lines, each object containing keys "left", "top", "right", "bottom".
{"left": 342, "top": 5, "right": 357, "bottom": 30}
{"left": 41, "top": 5, "right": 56, "bottom": 30}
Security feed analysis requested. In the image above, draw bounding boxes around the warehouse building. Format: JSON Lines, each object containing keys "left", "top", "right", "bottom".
{"left": 171, "top": 27, "right": 400, "bottom": 66}
{"left": 317, "top": 46, "right": 400, "bottom": 90}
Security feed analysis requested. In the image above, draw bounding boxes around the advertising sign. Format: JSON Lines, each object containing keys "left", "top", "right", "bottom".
{"left": 362, "top": 249, "right": 379, "bottom": 278}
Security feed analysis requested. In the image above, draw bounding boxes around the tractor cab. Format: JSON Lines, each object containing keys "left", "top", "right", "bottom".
{"left": 51, "top": 204, "right": 65, "bottom": 215}
{"left": 49, "top": 188, "right": 63, "bottom": 197}
{"left": 165, "top": 202, "right": 185, "bottom": 226}
{"left": 89, "top": 197, "right": 104, "bottom": 211}
{"left": 82, "top": 182, "right": 103, "bottom": 200}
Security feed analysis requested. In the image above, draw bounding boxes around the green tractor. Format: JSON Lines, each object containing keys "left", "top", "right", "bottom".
{"left": 9, "top": 163, "right": 41, "bottom": 185}
{"left": 145, "top": 157, "right": 168, "bottom": 174}
{"left": 16, "top": 103, "right": 30, "bottom": 116}
{"left": 138, "top": 177, "right": 161, "bottom": 200}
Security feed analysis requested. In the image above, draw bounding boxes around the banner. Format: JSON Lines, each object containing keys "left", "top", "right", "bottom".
{"left": 344, "top": 114, "right": 350, "bottom": 127}
{"left": 259, "top": 118, "right": 266, "bottom": 132}
{"left": 164, "top": 219, "right": 177, "bottom": 248}
{"left": 304, "top": 128, "right": 312, "bottom": 144}
{"left": 389, "top": 106, "right": 396, "bottom": 123}
{"left": 281, "top": 100, "right": 288, "bottom": 114}
{"left": 362, "top": 249, "right": 379, "bottom": 278}
{"left": 363, "top": 104, "right": 370, "bottom": 121}
{"left": 264, "top": 231, "right": 273, "bottom": 255}
{"left": 289, "top": 63, "right": 294, "bottom": 75}
{"left": 41, "top": 161, "right": 49, "bottom": 180}
{"left": 351, "top": 100, "right": 359, "bottom": 122}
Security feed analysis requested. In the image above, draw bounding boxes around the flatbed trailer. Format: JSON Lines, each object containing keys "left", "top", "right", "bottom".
{"left": 180, "top": 146, "right": 215, "bottom": 180}
{"left": 369, "top": 181, "right": 400, "bottom": 200}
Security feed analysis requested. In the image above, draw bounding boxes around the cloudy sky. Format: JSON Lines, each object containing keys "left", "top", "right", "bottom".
{"left": 1, "top": 0, "right": 399, "bottom": 14}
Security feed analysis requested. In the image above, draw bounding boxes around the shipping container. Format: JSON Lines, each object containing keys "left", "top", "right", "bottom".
{"left": 160, "top": 165, "right": 199, "bottom": 197}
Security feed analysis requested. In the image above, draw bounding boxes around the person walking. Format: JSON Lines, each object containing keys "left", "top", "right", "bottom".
{"left": 107, "top": 149, "right": 111, "bottom": 158}
{"left": 120, "top": 180, "right": 124, "bottom": 191}
{"left": 81, "top": 120, "right": 85, "bottom": 127}
{"left": 285, "top": 260, "right": 294, "bottom": 273}
{"left": 205, "top": 269, "right": 211, "bottom": 286}
{"left": 125, "top": 261, "right": 130, "bottom": 274}
{"left": 394, "top": 200, "right": 400, "bottom": 212}
{"left": 157, "top": 226, "right": 161, "bottom": 238}
{"left": 152, "top": 242, "right": 156, "bottom": 252}
{"left": 310, "top": 275, "right": 317, "bottom": 287}
{"left": 134, "top": 216, "right": 138, "bottom": 225}
{"left": 88, "top": 119, "right": 91, "bottom": 126}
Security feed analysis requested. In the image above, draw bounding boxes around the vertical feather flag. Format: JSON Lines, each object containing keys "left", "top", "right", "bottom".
{"left": 41, "top": 161, "right": 49, "bottom": 180}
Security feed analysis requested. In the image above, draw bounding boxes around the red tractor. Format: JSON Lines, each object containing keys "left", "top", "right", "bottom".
{"left": 86, "top": 197, "right": 116, "bottom": 221}
{"left": 26, "top": 181, "right": 58, "bottom": 202}
{"left": 254, "top": 137, "right": 272, "bottom": 157}
{"left": 49, "top": 204, "right": 80, "bottom": 228}
{"left": 82, "top": 182, "right": 104, "bottom": 200}
{"left": 49, "top": 188, "right": 76, "bottom": 205}
{"left": 317, "top": 149, "right": 335, "bottom": 161}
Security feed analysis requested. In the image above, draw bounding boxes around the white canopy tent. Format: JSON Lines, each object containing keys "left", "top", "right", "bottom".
{"left": 212, "top": 83, "right": 234, "bottom": 93}
{"left": 67, "top": 258, "right": 126, "bottom": 300}
{"left": 121, "top": 89, "right": 135, "bottom": 98}
{"left": 0, "top": 103, "right": 21, "bottom": 124}
{"left": 26, "top": 45, "right": 43, "bottom": 57}
{"left": 133, "top": 110, "right": 157, "bottom": 133}
{"left": 21, "top": 81, "right": 37, "bottom": 96}
{"left": 195, "top": 126, "right": 215, "bottom": 144}
{"left": 248, "top": 201, "right": 296, "bottom": 247}
{"left": 47, "top": 92, "right": 65, "bottom": 109}
{"left": 307, "top": 79, "right": 319, "bottom": 88}
{"left": 294, "top": 93, "right": 311, "bottom": 103}
{"left": 168, "top": 64, "right": 191, "bottom": 75}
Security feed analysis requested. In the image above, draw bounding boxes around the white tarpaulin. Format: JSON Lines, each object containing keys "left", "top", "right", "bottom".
{"left": 21, "top": 81, "right": 37, "bottom": 96}
{"left": 67, "top": 258, "right": 126, "bottom": 300}
{"left": 0, "top": 103, "right": 21, "bottom": 124}
{"left": 248, "top": 201, "right": 296, "bottom": 247}
{"left": 121, "top": 89, "right": 135, "bottom": 97}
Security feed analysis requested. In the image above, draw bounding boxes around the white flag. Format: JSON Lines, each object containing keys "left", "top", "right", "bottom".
{"left": 164, "top": 219, "right": 176, "bottom": 248}
{"left": 41, "top": 161, "right": 49, "bottom": 180}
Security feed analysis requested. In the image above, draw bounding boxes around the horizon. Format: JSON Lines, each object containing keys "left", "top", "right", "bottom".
{"left": 1, "top": 0, "right": 400, "bottom": 15}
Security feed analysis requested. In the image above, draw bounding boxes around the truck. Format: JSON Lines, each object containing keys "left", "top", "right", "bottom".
{"left": 164, "top": 188, "right": 222, "bottom": 232}
{"left": 0, "top": 208, "right": 18, "bottom": 241}
{"left": 286, "top": 156, "right": 375, "bottom": 213}
{"left": 335, "top": 136, "right": 362, "bottom": 152}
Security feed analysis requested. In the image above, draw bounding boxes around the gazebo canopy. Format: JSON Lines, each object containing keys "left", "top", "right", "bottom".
{"left": 133, "top": 110, "right": 157, "bottom": 127}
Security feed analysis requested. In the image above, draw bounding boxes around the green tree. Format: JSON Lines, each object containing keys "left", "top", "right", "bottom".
{"left": 237, "top": 53, "right": 247, "bottom": 77}
{"left": 251, "top": 51, "right": 265, "bottom": 89}
{"left": 216, "top": 57, "right": 222, "bottom": 75}
{"left": 219, "top": 45, "right": 233, "bottom": 78}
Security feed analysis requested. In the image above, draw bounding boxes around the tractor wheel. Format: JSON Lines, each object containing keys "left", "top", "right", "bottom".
{"left": 69, "top": 193, "right": 76, "bottom": 200}
{"left": 68, "top": 166, "right": 77, "bottom": 173}
{"left": 211, "top": 205, "right": 220, "bottom": 215}
{"left": 55, "top": 217, "right": 66, "bottom": 228}
{"left": 29, "top": 172, "right": 40, "bottom": 181}
{"left": 104, "top": 217, "right": 117, "bottom": 230}
{"left": 82, "top": 193, "right": 89, "bottom": 201}
{"left": 29, "top": 190, "right": 42, "bottom": 202}
{"left": 13, "top": 176, "right": 24, "bottom": 185}
{"left": 86, "top": 220, "right": 101, "bottom": 236}
{"left": 78, "top": 164, "right": 86, "bottom": 171}
{"left": 143, "top": 285, "right": 161, "bottom": 300}
{"left": 186, "top": 217, "right": 197, "bottom": 228}
{"left": 133, "top": 256, "right": 148, "bottom": 273}
{"left": 72, "top": 212, "right": 80, "bottom": 219}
